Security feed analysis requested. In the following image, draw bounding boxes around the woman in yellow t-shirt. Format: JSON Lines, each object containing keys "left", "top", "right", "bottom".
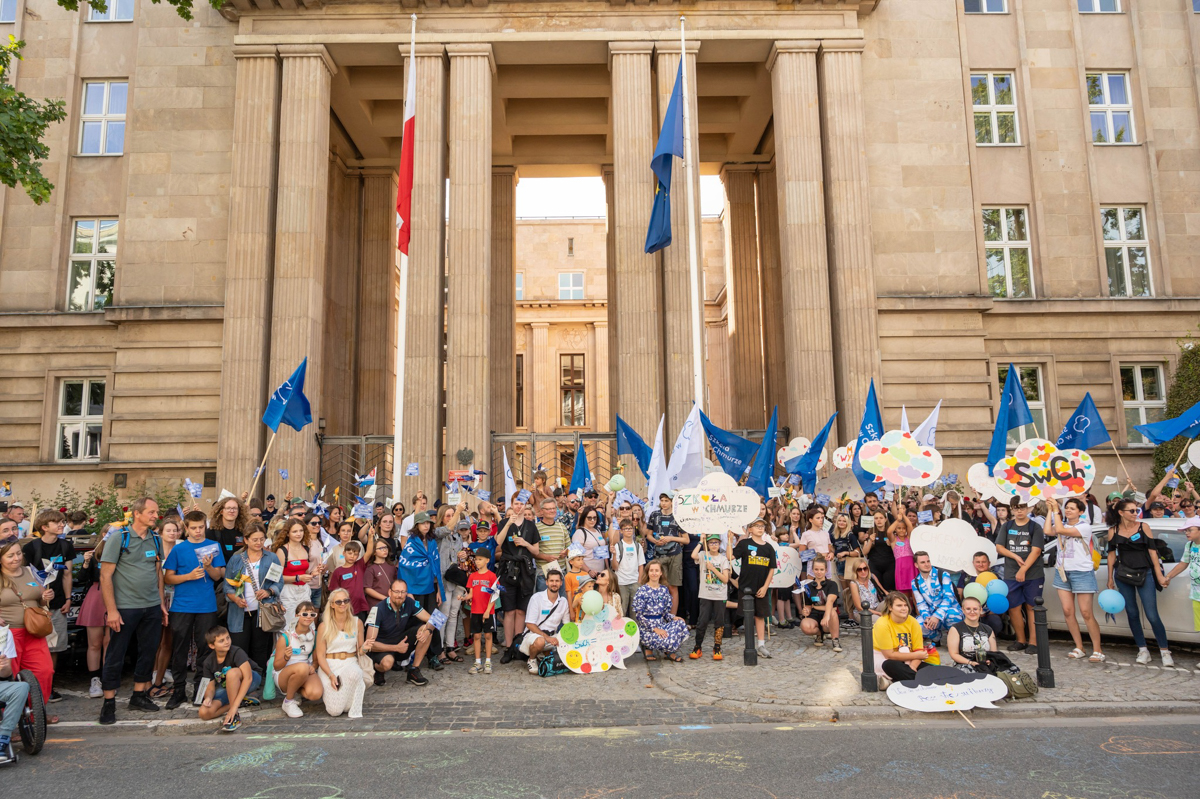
{"left": 872, "top": 591, "right": 939, "bottom": 688}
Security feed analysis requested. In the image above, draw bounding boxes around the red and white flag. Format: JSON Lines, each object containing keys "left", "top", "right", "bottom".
{"left": 395, "top": 33, "right": 417, "bottom": 254}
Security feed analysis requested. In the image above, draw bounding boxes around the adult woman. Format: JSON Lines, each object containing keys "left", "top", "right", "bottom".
{"left": 329, "top": 506, "right": 345, "bottom": 527}
{"left": 630, "top": 504, "right": 651, "bottom": 558}
{"left": 783, "top": 506, "right": 805, "bottom": 539}
{"left": 302, "top": 514, "right": 327, "bottom": 604}
{"left": 272, "top": 600, "right": 323, "bottom": 718}
{"left": 433, "top": 504, "right": 468, "bottom": 661}
{"left": 1107, "top": 499, "right": 1172, "bottom": 666}
{"left": 873, "top": 591, "right": 939, "bottom": 688}
{"left": 274, "top": 518, "right": 320, "bottom": 628}
{"left": 861, "top": 510, "right": 896, "bottom": 592}
{"left": 209, "top": 497, "right": 249, "bottom": 564}
{"left": 848, "top": 557, "right": 885, "bottom": 618}
{"left": 631, "top": 561, "right": 688, "bottom": 662}
{"left": 314, "top": 588, "right": 367, "bottom": 719}
{"left": 225, "top": 523, "right": 283, "bottom": 672}
{"left": 76, "top": 531, "right": 112, "bottom": 698}
{"left": 0, "top": 542, "right": 56, "bottom": 723}
{"left": 572, "top": 508, "right": 608, "bottom": 576}
{"left": 149, "top": 517, "right": 182, "bottom": 698}
{"left": 848, "top": 502, "right": 868, "bottom": 535}
{"left": 946, "top": 596, "right": 999, "bottom": 673}
{"left": 830, "top": 511, "right": 861, "bottom": 587}
{"left": 324, "top": 520, "right": 357, "bottom": 573}
{"left": 375, "top": 513, "right": 399, "bottom": 562}
{"left": 594, "top": 568, "right": 623, "bottom": 618}
{"left": 1047, "top": 498, "right": 1104, "bottom": 662}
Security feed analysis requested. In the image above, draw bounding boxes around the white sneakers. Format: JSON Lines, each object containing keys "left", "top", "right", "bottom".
{"left": 877, "top": 675, "right": 892, "bottom": 690}
{"left": 89, "top": 677, "right": 103, "bottom": 698}
{"left": 527, "top": 659, "right": 539, "bottom": 674}
{"left": 1136, "top": 649, "right": 1152, "bottom": 665}
{"left": 755, "top": 643, "right": 772, "bottom": 659}
{"left": 281, "top": 699, "right": 304, "bottom": 718}
{"left": 1161, "top": 650, "right": 1175, "bottom": 668}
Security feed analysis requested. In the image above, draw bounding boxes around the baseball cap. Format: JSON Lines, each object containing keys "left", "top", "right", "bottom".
{"left": 1149, "top": 502, "right": 1166, "bottom": 510}
{"left": 1107, "top": 492, "right": 1123, "bottom": 501}
{"left": 567, "top": 544, "right": 586, "bottom": 560}
{"left": 747, "top": 517, "right": 767, "bottom": 528}
{"left": 266, "top": 494, "right": 275, "bottom": 501}
{"left": 455, "top": 519, "right": 471, "bottom": 532}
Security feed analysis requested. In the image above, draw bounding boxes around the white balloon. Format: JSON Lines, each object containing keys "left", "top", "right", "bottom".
{"left": 777, "top": 437, "right": 827, "bottom": 470}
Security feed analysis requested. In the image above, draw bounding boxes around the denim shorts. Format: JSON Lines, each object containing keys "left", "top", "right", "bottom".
{"left": 1004, "top": 577, "right": 1045, "bottom": 607}
{"left": 214, "top": 670, "right": 262, "bottom": 705}
{"left": 1052, "top": 569, "right": 1097, "bottom": 594}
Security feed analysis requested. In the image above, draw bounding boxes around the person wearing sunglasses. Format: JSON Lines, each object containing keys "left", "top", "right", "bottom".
{"left": 314, "top": 588, "right": 368, "bottom": 719}
{"left": 272, "top": 601, "right": 322, "bottom": 718}
{"left": 1107, "top": 499, "right": 1172, "bottom": 666}
{"left": 848, "top": 557, "right": 885, "bottom": 618}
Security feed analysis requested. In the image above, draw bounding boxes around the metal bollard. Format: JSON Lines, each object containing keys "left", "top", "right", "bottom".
{"left": 743, "top": 585, "right": 757, "bottom": 667}
{"left": 859, "top": 609, "right": 878, "bottom": 692}
{"left": 1033, "top": 595, "right": 1055, "bottom": 688}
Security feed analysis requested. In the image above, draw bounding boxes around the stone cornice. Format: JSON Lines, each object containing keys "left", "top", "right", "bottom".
{"left": 224, "top": 0, "right": 881, "bottom": 16}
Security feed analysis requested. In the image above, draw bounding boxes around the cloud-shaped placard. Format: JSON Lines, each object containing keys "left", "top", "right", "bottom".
{"left": 967, "top": 462, "right": 1007, "bottom": 502}
{"left": 856, "top": 430, "right": 943, "bottom": 487}
{"left": 911, "top": 519, "right": 997, "bottom": 574}
{"left": 777, "top": 437, "right": 827, "bottom": 470}
{"left": 673, "top": 473, "right": 760, "bottom": 536}
{"left": 832, "top": 441, "right": 856, "bottom": 470}
{"left": 992, "top": 438, "right": 1095, "bottom": 503}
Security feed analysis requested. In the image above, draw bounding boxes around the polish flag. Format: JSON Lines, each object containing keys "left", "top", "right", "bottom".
{"left": 395, "top": 35, "right": 417, "bottom": 255}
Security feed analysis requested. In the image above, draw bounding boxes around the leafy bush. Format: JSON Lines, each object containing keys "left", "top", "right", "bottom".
{"left": 1152, "top": 329, "right": 1200, "bottom": 486}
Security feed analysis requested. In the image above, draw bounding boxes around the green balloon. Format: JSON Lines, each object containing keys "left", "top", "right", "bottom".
{"left": 560, "top": 623, "right": 579, "bottom": 645}
{"left": 964, "top": 583, "right": 989, "bottom": 604}
{"left": 581, "top": 590, "right": 604, "bottom": 617}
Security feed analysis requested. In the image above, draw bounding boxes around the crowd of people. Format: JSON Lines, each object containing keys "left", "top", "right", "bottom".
{"left": 0, "top": 468, "right": 1198, "bottom": 756}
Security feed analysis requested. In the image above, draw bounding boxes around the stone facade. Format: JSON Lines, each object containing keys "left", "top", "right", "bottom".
{"left": 1, "top": 0, "right": 1198, "bottom": 501}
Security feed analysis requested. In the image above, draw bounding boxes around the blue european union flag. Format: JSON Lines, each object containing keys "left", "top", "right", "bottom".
{"left": 1056, "top": 392, "right": 1111, "bottom": 452}
{"left": 645, "top": 63, "right": 684, "bottom": 254}
{"left": 852, "top": 380, "right": 884, "bottom": 494}
{"left": 262, "top": 357, "right": 313, "bottom": 433}
{"left": 986, "top": 363, "right": 1035, "bottom": 469}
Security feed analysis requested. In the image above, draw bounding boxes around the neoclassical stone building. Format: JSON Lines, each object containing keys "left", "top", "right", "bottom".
{"left": 2, "top": 0, "right": 1198, "bottom": 500}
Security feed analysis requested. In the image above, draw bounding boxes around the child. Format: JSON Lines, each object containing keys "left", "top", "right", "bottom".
{"left": 799, "top": 558, "right": 843, "bottom": 652}
{"left": 732, "top": 518, "right": 777, "bottom": 659}
{"left": 564, "top": 544, "right": 592, "bottom": 618}
{"left": 197, "top": 626, "right": 261, "bottom": 732}
{"left": 1164, "top": 521, "right": 1200, "bottom": 630}
{"left": 612, "top": 519, "right": 646, "bottom": 622}
{"left": 328, "top": 528, "right": 376, "bottom": 619}
{"left": 467, "top": 551, "right": 497, "bottom": 674}
{"left": 163, "top": 509, "right": 226, "bottom": 709}
{"left": 691, "top": 534, "right": 731, "bottom": 660}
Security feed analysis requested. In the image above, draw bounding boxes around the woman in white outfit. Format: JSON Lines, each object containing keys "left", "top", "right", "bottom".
{"left": 314, "top": 588, "right": 367, "bottom": 719}
{"left": 272, "top": 600, "right": 323, "bottom": 719}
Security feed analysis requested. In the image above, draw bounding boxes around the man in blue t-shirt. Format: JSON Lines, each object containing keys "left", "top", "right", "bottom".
{"left": 163, "top": 510, "right": 226, "bottom": 709}
{"left": 364, "top": 580, "right": 436, "bottom": 688}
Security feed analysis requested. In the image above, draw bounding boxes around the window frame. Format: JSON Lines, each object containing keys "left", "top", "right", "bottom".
{"left": 1077, "top": 0, "right": 1120, "bottom": 12}
{"left": 970, "top": 72, "right": 1020, "bottom": 146}
{"left": 963, "top": 0, "right": 1007, "bottom": 13}
{"left": 66, "top": 218, "right": 118, "bottom": 312}
{"left": 0, "top": 0, "right": 16, "bottom": 23}
{"left": 997, "top": 364, "right": 1047, "bottom": 447}
{"left": 982, "top": 206, "right": 1034, "bottom": 299}
{"left": 557, "top": 272, "right": 584, "bottom": 301}
{"left": 88, "top": 0, "right": 135, "bottom": 21}
{"left": 56, "top": 378, "right": 106, "bottom": 463}
{"left": 515, "top": 272, "right": 524, "bottom": 301}
{"left": 515, "top": 353, "right": 525, "bottom": 429}
{"left": 1100, "top": 205, "right": 1152, "bottom": 298}
{"left": 1120, "top": 363, "right": 1166, "bottom": 447}
{"left": 559, "top": 353, "right": 586, "bottom": 428}
{"left": 1086, "top": 72, "right": 1135, "bottom": 145}
{"left": 78, "top": 80, "right": 128, "bottom": 157}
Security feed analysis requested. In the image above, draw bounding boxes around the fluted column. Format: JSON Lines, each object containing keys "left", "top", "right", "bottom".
{"left": 445, "top": 44, "right": 494, "bottom": 471}
{"left": 218, "top": 46, "right": 280, "bottom": 495}
{"left": 530, "top": 323, "right": 554, "bottom": 432}
{"left": 609, "top": 43, "right": 664, "bottom": 440}
{"left": 602, "top": 166, "right": 619, "bottom": 430}
{"left": 490, "top": 166, "right": 517, "bottom": 437}
{"left": 820, "top": 41, "right": 882, "bottom": 443}
{"left": 721, "top": 164, "right": 765, "bottom": 429}
{"left": 756, "top": 164, "right": 789, "bottom": 430}
{"left": 264, "top": 45, "right": 335, "bottom": 497}
{"left": 768, "top": 41, "right": 836, "bottom": 440}
{"left": 399, "top": 44, "right": 447, "bottom": 499}
{"left": 655, "top": 41, "right": 705, "bottom": 436}
{"left": 356, "top": 170, "right": 398, "bottom": 435}
{"left": 594, "top": 320, "right": 611, "bottom": 431}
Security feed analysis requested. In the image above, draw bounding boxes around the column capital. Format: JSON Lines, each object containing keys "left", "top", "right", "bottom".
{"left": 233, "top": 45, "right": 278, "bottom": 60}
{"left": 820, "top": 39, "right": 866, "bottom": 55}
{"left": 654, "top": 40, "right": 701, "bottom": 56}
{"left": 446, "top": 43, "right": 496, "bottom": 75}
{"left": 719, "top": 163, "right": 760, "bottom": 180}
{"left": 767, "top": 40, "right": 820, "bottom": 71}
{"left": 492, "top": 165, "right": 519, "bottom": 179}
{"left": 531, "top": 321, "right": 550, "bottom": 330}
{"left": 357, "top": 166, "right": 398, "bottom": 179}
{"left": 401, "top": 43, "right": 447, "bottom": 60}
{"left": 593, "top": 320, "right": 608, "bottom": 331}
{"left": 277, "top": 44, "right": 337, "bottom": 77}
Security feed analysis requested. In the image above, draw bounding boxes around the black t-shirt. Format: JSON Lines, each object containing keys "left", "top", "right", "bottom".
{"left": 801, "top": 578, "right": 841, "bottom": 609}
{"left": 22, "top": 537, "right": 76, "bottom": 609}
{"left": 200, "top": 645, "right": 258, "bottom": 684}
{"left": 865, "top": 529, "right": 895, "bottom": 571}
{"left": 951, "top": 621, "right": 994, "bottom": 662}
{"left": 499, "top": 519, "right": 540, "bottom": 564}
{"left": 732, "top": 537, "right": 776, "bottom": 592}
{"left": 207, "top": 525, "right": 243, "bottom": 565}
{"left": 997, "top": 520, "right": 1045, "bottom": 580}
{"left": 1108, "top": 525, "right": 1153, "bottom": 571}
{"left": 367, "top": 596, "right": 420, "bottom": 645}
{"left": 648, "top": 511, "right": 684, "bottom": 557}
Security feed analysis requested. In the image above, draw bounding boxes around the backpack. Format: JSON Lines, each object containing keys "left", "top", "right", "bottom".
{"left": 997, "top": 669, "right": 1039, "bottom": 700}
{"left": 536, "top": 650, "right": 572, "bottom": 678}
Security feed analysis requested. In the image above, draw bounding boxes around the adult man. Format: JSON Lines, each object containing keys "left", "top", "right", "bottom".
{"left": 398, "top": 491, "right": 428, "bottom": 540}
{"left": 5, "top": 503, "right": 29, "bottom": 537}
{"left": 518, "top": 570, "right": 570, "bottom": 674}
{"left": 247, "top": 500, "right": 263, "bottom": 524}
{"left": 994, "top": 497, "right": 1045, "bottom": 653}
{"left": 363, "top": 580, "right": 436, "bottom": 687}
{"left": 647, "top": 493, "right": 690, "bottom": 614}
{"left": 0, "top": 627, "right": 32, "bottom": 765}
{"left": 22, "top": 510, "right": 74, "bottom": 701}
{"left": 262, "top": 495, "right": 278, "bottom": 525}
{"left": 911, "top": 551, "right": 964, "bottom": 647}
{"left": 494, "top": 499, "right": 541, "bottom": 664}
{"left": 558, "top": 493, "right": 580, "bottom": 530}
{"left": 288, "top": 498, "right": 307, "bottom": 519}
{"left": 98, "top": 497, "right": 167, "bottom": 724}
{"left": 535, "top": 498, "right": 570, "bottom": 585}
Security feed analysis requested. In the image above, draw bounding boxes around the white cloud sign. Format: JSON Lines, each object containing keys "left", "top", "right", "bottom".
{"left": 910, "top": 518, "right": 997, "bottom": 574}
{"left": 673, "top": 473, "right": 760, "bottom": 536}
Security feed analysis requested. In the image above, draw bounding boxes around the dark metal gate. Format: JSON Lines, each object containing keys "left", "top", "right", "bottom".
{"left": 317, "top": 436, "right": 395, "bottom": 506}
{"left": 490, "top": 432, "right": 620, "bottom": 495}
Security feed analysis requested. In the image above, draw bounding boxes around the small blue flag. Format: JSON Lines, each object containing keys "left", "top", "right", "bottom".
{"left": 987, "top": 364, "right": 1035, "bottom": 469}
{"left": 815, "top": 494, "right": 831, "bottom": 507}
{"left": 1134, "top": 399, "right": 1200, "bottom": 445}
{"left": 918, "top": 510, "right": 934, "bottom": 524}
{"left": 183, "top": 477, "right": 203, "bottom": 498}
{"left": 645, "top": 63, "right": 684, "bottom": 254}
{"left": 405, "top": 462, "right": 419, "bottom": 477}
{"left": 745, "top": 406, "right": 779, "bottom": 499}
{"left": 515, "top": 489, "right": 531, "bottom": 504}
{"left": 477, "top": 490, "right": 491, "bottom": 502}
{"left": 615, "top": 415, "right": 653, "bottom": 478}
{"left": 262, "top": 357, "right": 313, "bottom": 433}
{"left": 1056, "top": 392, "right": 1111, "bottom": 452}
{"left": 852, "top": 380, "right": 885, "bottom": 494}
{"left": 700, "top": 410, "right": 760, "bottom": 482}
{"left": 279, "top": 469, "right": 289, "bottom": 480}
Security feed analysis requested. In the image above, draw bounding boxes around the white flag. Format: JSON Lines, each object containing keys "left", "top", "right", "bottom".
{"left": 502, "top": 446, "right": 518, "bottom": 505}
{"left": 913, "top": 400, "right": 943, "bottom": 449}
{"left": 646, "top": 416, "right": 669, "bottom": 502}
{"left": 666, "top": 404, "right": 705, "bottom": 492}
{"left": 900, "top": 405, "right": 910, "bottom": 434}
{"left": 1102, "top": 475, "right": 1118, "bottom": 485}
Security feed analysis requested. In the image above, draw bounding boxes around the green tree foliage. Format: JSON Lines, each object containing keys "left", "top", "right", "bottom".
{"left": 1152, "top": 328, "right": 1200, "bottom": 486}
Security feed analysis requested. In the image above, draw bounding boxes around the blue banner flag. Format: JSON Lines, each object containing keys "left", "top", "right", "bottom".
{"left": 1134, "top": 399, "right": 1200, "bottom": 445}
{"left": 745, "top": 406, "right": 779, "bottom": 499}
{"left": 785, "top": 412, "right": 837, "bottom": 494}
{"left": 615, "top": 415, "right": 653, "bottom": 478}
{"left": 986, "top": 364, "right": 1035, "bottom": 469}
{"left": 644, "top": 63, "right": 684, "bottom": 254}
{"left": 852, "top": 380, "right": 884, "bottom": 494}
{"left": 262, "top": 357, "right": 313, "bottom": 433}
{"left": 1056, "top": 392, "right": 1111, "bottom": 452}
{"left": 569, "top": 446, "right": 593, "bottom": 495}
{"left": 699, "top": 410, "right": 759, "bottom": 481}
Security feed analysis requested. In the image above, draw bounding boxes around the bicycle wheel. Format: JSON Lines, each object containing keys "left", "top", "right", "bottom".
{"left": 17, "top": 670, "right": 45, "bottom": 756}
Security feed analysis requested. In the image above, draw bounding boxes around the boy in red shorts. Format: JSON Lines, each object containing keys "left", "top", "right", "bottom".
{"left": 467, "top": 551, "right": 497, "bottom": 674}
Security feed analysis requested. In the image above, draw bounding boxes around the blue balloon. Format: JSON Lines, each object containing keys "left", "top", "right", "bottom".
{"left": 986, "top": 579, "right": 1009, "bottom": 597}
{"left": 1097, "top": 589, "right": 1125, "bottom": 615}
{"left": 986, "top": 594, "right": 1010, "bottom": 615}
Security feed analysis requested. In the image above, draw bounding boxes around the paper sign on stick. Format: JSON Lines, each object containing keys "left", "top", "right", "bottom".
{"left": 992, "top": 438, "right": 1095, "bottom": 503}
{"left": 673, "top": 473, "right": 759, "bottom": 536}
{"left": 910, "top": 519, "right": 998, "bottom": 574}
{"left": 856, "top": 430, "right": 943, "bottom": 487}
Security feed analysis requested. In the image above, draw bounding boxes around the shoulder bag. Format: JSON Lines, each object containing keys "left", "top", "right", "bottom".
{"left": 245, "top": 556, "right": 286, "bottom": 632}
{"left": 5, "top": 575, "right": 53, "bottom": 638}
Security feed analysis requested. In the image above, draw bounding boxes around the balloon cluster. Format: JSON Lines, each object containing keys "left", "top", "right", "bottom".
{"left": 963, "top": 571, "right": 1011, "bottom": 615}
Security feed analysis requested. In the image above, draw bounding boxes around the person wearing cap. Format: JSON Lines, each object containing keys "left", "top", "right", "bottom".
{"left": 394, "top": 510, "right": 445, "bottom": 673}
{"left": 994, "top": 497, "right": 1045, "bottom": 653}
{"left": 563, "top": 544, "right": 592, "bottom": 620}
{"left": 690, "top": 533, "right": 731, "bottom": 660}
{"left": 732, "top": 517, "right": 777, "bottom": 659}
{"left": 1146, "top": 501, "right": 1168, "bottom": 519}
{"left": 262, "top": 495, "right": 278, "bottom": 525}
{"left": 288, "top": 497, "right": 307, "bottom": 519}
{"left": 1163, "top": 519, "right": 1200, "bottom": 632}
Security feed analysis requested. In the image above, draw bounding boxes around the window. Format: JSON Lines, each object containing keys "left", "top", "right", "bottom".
{"left": 515, "top": 354, "right": 524, "bottom": 428}
{"left": 567, "top": 237, "right": 574, "bottom": 257}
{"left": 0, "top": 0, "right": 16, "bottom": 23}
{"left": 57, "top": 379, "right": 105, "bottom": 461}
{"left": 997, "top": 364, "right": 1046, "bottom": 446}
{"left": 515, "top": 272, "right": 524, "bottom": 301}
{"left": 1101, "top": 206, "right": 1151, "bottom": 297}
{"left": 89, "top": 0, "right": 134, "bottom": 20}
{"left": 1121, "top": 364, "right": 1165, "bottom": 446}
{"left": 983, "top": 207, "right": 1033, "bottom": 298}
{"left": 970, "top": 73, "right": 1018, "bottom": 145}
{"left": 1086, "top": 72, "right": 1134, "bottom": 144}
{"left": 560, "top": 354, "right": 585, "bottom": 427}
{"left": 558, "top": 272, "right": 584, "bottom": 300}
{"left": 79, "top": 81, "right": 127, "bottom": 156}
{"left": 1077, "top": 0, "right": 1119, "bottom": 11}
{"left": 964, "top": 0, "right": 1006, "bottom": 12}
{"left": 67, "top": 219, "right": 117, "bottom": 311}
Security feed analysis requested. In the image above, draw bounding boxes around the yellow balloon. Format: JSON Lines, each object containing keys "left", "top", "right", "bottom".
{"left": 976, "top": 571, "right": 997, "bottom": 586}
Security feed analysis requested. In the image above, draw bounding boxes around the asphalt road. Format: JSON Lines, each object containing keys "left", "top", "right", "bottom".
{"left": 4, "top": 715, "right": 1198, "bottom": 798}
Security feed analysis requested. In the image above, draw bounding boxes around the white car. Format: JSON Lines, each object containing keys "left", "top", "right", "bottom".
{"left": 1043, "top": 517, "right": 1198, "bottom": 645}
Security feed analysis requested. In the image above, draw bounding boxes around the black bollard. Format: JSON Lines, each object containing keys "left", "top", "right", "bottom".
{"left": 1033, "top": 595, "right": 1055, "bottom": 688}
{"left": 859, "top": 609, "right": 878, "bottom": 692}
{"left": 743, "top": 585, "right": 757, "bottom": 667}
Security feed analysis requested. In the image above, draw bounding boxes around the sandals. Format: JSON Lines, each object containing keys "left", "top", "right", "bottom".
{"left": 443, "top": 650, "right": 464, "bottom": 663}
{"left": 149, "top": 685, "right": 172, "bottom": 699}
{"left": 644, "top": 651, "right": 659, "bottom": 662}
{"left": 666, "top": 653, "right": 683, "bottom": 663}
{"left": 1066, "top": 648, "right": 1086, "bottom": 660}
{"left": 1089, "top": 652, "right": 1106, "bottom": 663}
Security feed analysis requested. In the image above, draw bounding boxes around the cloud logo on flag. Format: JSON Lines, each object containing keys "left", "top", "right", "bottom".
{"left": 856, "top": 430, "right": 943, "bottom": 487}
{"left": 1073, "top": 416, "right": 1091, "bottom": 434}
{"left": 832, "top": 441, "right": 856, "bottom": 470}
{"left": 992, "top": 438, "right": 1095, "bottom": 503}
{"left": 777, "top": 437, "right": 827, "bottom": 470}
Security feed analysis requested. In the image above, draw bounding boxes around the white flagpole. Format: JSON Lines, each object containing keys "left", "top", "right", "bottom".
{"left": 679, "top": 16, "right": 705, "bottom": 411}
{"left": 393, "top": 13, "right": 416, "bottom": 492}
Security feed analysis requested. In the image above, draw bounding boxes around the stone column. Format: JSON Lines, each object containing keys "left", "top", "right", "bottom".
{"left": 609, "top": 43, "right": 664, "bottom": 441}
{"left": 399, "top": 44, "right": 448, "bottom": 499}
{"left": 445, "top": 44, "right": 494, "bottom": 472}
{"left": 767, "top": 41, "right": 836, "bottom": 440}
{"left": 490, "top": 167, "right": 517, "bottom": 439}
{"left": 756, "top": 165, "right": 789, "bottom": 430}
{"left": 264, "top": 45, "right": 335, "bottom": 498}
{"left": 602, "top": 166, "right": 619, "bottom": 429}
{"left": 655, "top": 41, "right": 705, "bottom": 436}
{"left": 355, "top": 170, "right": 398, "bottom": 436}
{"left": 530, "top": 323, "right": 554, "bottom": 432}
{"left": 721, "top": 164, "right": 765, "bottom": 429}
{"left": 819, "top": 41, "right": 882, "bottom": 443}
{"left": 593, "top": 320, "right": 611, "bottom": 431}
{"left": 217, "top": 46, "right": 280, "bottom": 495}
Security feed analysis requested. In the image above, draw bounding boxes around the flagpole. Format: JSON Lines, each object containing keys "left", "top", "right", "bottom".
{"left": 1107, "top": 440, "right": 1133, "bottom": 486}
{"left": 679, "top": 16, "right": 705, "bottom": 411}
{"left": 248, "top": 430, "right": 278, "bottom": 499}
{"left": 393, "top": 13, "right": 416, "bottom": 496}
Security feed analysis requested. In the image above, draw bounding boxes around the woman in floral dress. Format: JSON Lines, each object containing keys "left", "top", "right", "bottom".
{"left": 632, "top": 561, "right": 688, "bottom": 662}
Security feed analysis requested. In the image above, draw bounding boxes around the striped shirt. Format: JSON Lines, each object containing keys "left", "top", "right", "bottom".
{"left": 537, "top": 520, "right": 571, "bottom": 571}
